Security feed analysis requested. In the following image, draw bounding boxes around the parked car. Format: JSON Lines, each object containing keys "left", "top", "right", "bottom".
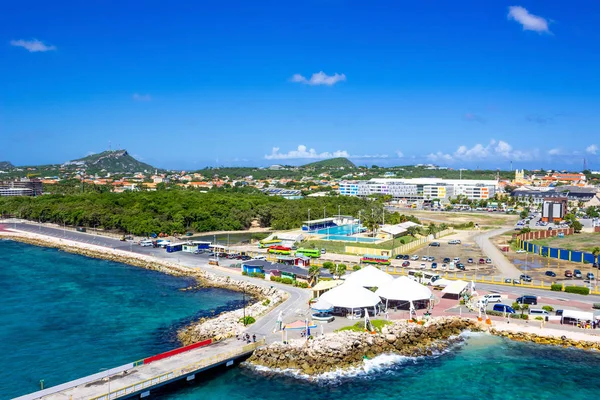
{"left": 478, "top": 258, "right": 486, "bottom": 264}
{"left": 555, "top": 309, "right": 564, "bottom": 316}
{"left": 467, "top": 258, "right": 474, "bottom": 263}
{"left": 493, "top": 304, "right": 515, "bottom": 313}
{"left": 422, "top": 256, "right": 428, "bottom": 261}
{"left": 411, "top": 255, "right": 419, "bottom": 261}
{"left": 448, "top": 239, "right": 461, "bottom": 245}
{"left": 504, "top": 278, "right": 512, "bottom": 283}
{"left": 402, "top": 261, "right": 410, "bottom": 267}
{"left": 456, "top": 263, "right": 466, "bottom": 271}
{"left": 573, "top": 269, "right": 582, "bottom": 278}
{"left": 429, "top": 242, "right": 441, "bottom": 247}
{"left": 593, "top": 263, "right": 599, "bottom": 269}
{"left": 420, "top": 263, "right": 426, "bottom": 268}
{"left": 427, "top": 256, "right": 435, "bottom": 262}
{"left": 453, "top": 257, "right": 460, "bottom": 263}
{"left": 564, "top": 270, "right": 573, "bottom": 278}
{"left": 485, "top": 258, "right": 492, "bottom": 264}
{"left": 586, "top": 272, "right": 595, "bottom": 280}
{"left": 519, "top": 274, "right": 532, "bottom": 282}
{"left": 403, "top": 255, "right": 410, "bottom": 260}
{"left": 395, "top": 254, "right": 403, "bottom": 259}
{"left": 320, "top": 248, "right": 326, "bottom": 254}
{"left": 431, "top": 262, "right": 438, "bottom": 269}
{"left": 443, "top": 257, "right": 451, "bottom": 263}
{"left": 545, "top": 270, "right": 556, "bottom": 277}
{"left": 516, "top": 249, "right": 526, "bottom": 254}
{"left": 516, "top": 295, "right": 538, "bottom": 305}
{"left": 512, "top": 279, "right": 522, "bottom": 285}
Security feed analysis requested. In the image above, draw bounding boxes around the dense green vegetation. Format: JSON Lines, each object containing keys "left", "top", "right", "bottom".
{"left": 0, "top": 190, "right": 382, "bottom": 236}
{"left": 302, "top": 157, "right": 356, "bottom": 169}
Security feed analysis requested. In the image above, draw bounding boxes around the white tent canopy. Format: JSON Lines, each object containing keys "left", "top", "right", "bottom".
{"left": 432, "top": 278, "right": 453, "bottom": 287}
{"left": 320, "top": 282, "right": 381, "bottom": 309}
{"left": 375, "top": 276, "right": 433, "bottom": 302}
{"left": 442, "top": 280, "right": 469, "bottom": 296}
{"left": 345, "top": 265, "right": 394, "bottom": 288}
{"left": 311, "top": 298, "right": 333, "bottom": 312}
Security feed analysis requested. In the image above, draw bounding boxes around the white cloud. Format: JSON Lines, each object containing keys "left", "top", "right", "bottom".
{"left": 428, "top": 139, "right": 536, "bottom": 163}
{"left": 290, "top": 71, "right": 347, "bottom": 86}
{"left": 10, "top": 39, "right": 56, "bottom": 52}
{"left": 548, "top": 148, "right": 562, "bottom": 156}
{"left": 132, "top": 93, "right": 151, "bottom": 101}
{"left": 586, "top": 144, "right": 598, "bottom": 155}
{"left": 264, "top": 145, "right": 387, "bottom": 160}
{"left": 396, "top": 151, "right": 404, "bottom": 158}
{"left": 507, "top": 6, "right": 550, "bottom": 34}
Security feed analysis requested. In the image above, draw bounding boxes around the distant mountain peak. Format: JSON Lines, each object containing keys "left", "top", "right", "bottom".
{"left": 0, "top": 161, "right": 14, "bottom": 170}
{"left": 301, "top": 157, "right": 356, "bottom": 169}
{"left": 62, "top": 150, "right": 156, "bottom": 173}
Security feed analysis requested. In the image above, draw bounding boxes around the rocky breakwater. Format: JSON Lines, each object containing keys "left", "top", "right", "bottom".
{"left": 248, "top": 317, "right": 480, "bottom": 376}
{"left": 178, "top": 273, "right": 287, "bottom": 345}
{"left": 491, "top": 329, "right": 600, "bottom": 351}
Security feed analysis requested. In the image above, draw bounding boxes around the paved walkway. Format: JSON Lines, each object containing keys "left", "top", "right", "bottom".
{"left": 473, "top": 227, "right": 522, "bottom": 278}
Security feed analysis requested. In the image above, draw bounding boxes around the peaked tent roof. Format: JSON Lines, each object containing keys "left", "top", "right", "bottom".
{"left": 441, "top": 280, "right": 469, "bottom": 296}
{"left": 375, "top": 276, "right": 433, "bottom": 302}
{"left": 320, "top": 282, "right": 381, "bottom": 309}
{"left": 345, "top": 265, "right": 394, "bottom": 288}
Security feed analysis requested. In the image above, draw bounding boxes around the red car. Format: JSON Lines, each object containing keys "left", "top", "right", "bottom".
{"left": 402, "top": 261, "right": 410, "bottom": 267}
{"left": 564, "top": 270, "right": 573, "bottom": 278}
{"left": 478, "top": 258, "right": 486, "bottom": 264}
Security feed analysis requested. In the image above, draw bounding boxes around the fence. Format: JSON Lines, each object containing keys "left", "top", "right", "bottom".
{"left": 517, "top": 228, "right": 573, "bottom": 241}
{"left": 518, "top": 239, "right": 597, "bottom": 264}
{"left": 344, "top": 228, "right": 454, "bottom": 256}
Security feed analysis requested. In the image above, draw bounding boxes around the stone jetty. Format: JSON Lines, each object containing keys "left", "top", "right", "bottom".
{"left": 248, "top": 317, "right": 480, "bottom": 375}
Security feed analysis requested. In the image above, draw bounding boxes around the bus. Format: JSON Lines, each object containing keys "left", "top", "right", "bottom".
{"left": 295, "top": 248, "right": 321, "bottom": 258}
{"left": 267, "top": 245, "right": 292, "bottom": 255}
{"left": 166, "top": 242, "right": 185, "bottom": 253}
{"left": 259, "top": 239, "right": 282, "bottom": 248}
{"left": 360, "top": 254, "right": 391, "bottom": 266}
{"left": 407, "top": 270, "right": 440, "bottom": 285}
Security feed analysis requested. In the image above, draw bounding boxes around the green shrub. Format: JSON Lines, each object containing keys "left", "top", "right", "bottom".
{"left": 262, "top": 299, "right": 271, "bottom": 306}
{"left": 459, "top": 299, "right": 465, "bottom": 305}
{"left": 534, "top": 316, "right": 544, "bottom": 320}
{"left": 239, "top": 316, "right": 256, "bottom": 325}
{"left": 281, "top": 277, "right": 293, "bottom": 285}
{"left": 270, "top": 276, "right": 282, "bottom": 282}
{"left": 551, "top": 284, "right": 563, "bottom": 292}
{"left": 249, "top": 272, "right": 265, "bottom": 279}
{"left": 241, "top": 271, "right": 248, "bottom": 276}
{"left": 564, "top": 286, "right": 590, "bottom": 295}
{"left": 593, "top": 303, "right": 600, "bottom": 310}
{"left": 293, "top": 281, "right": 309, "bottom": 288}
{"left": 353, "top": 265, "right": 361, "bottom": 271}
{"left": 510, "top": 313, "right": 528, "bottom": 320}
{"left": 542, "top": 305, "right": 554, "bottom": 312}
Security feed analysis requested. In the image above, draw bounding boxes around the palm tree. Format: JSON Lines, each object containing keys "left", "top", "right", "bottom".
{"left": 426, "top": 223, "right": 438, "bottom": 236}
{"left": 335, "top": 263, "right": 347, "bottom": 279}
{"left": 592, "top": 247, "right": 600, "bottom": 266}
{"left": 439, "top": 223, "right": 449, "bottom": 232}
{"left": 406, "top": 226, "right": 420, "bottom": 237}
{"left": 308, "top": 265, "right": 321, "bottom": 286}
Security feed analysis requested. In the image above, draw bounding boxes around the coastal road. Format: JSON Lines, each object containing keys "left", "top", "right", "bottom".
{"left": 1, "top": 220, "right": 311, "bottom": 342}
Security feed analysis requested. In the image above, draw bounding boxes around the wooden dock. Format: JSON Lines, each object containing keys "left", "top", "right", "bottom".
{"left": 17, "top": 338, "right": 263, "bottom": 400}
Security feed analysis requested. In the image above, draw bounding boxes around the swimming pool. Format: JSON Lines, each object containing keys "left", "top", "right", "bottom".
{"left": 321, "top": 235, "right": 380, "bottom": 243}
{"left": 313, "top": 224, "right": 364, "bottom": 235}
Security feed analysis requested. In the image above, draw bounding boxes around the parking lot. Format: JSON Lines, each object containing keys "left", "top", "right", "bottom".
{"left": 390, "top": 239, "right": 497, "bottom": 276}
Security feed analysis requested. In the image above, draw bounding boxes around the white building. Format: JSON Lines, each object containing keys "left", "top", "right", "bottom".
{"left": 339, "top": 178, "right": 497, "bottom": 202}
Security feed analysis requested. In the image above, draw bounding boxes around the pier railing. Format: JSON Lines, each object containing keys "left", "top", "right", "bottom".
{"left": 89, "top": 340, "right": 265, "bottom": 400}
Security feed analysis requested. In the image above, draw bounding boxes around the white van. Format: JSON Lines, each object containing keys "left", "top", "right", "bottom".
{"left": 483, "top": 294, "right": 503, "bottom": 303}
{"left": 529, "top": 309, "right": 549, "bottom": 317}
{"left": 140, "top": 240, "right": 153, "bottom": 247}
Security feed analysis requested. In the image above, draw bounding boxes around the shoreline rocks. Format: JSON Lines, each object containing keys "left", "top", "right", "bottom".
{"left": 490, "top": 329, "right": 600, "bottom": 351}
{"left": 248, "top": 317, "right": 481, "bottom": 375}
{"left": 0, "top": 232, "right": 288, "bottom": 345}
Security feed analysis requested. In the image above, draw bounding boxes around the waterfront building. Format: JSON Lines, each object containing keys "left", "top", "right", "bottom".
{"left": 0, "top": 178, "right": 43, "bottom": 197}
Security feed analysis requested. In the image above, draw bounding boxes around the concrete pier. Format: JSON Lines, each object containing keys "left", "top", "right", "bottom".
{"left": 17, "top": 339, "right": 263, "bottom": 400}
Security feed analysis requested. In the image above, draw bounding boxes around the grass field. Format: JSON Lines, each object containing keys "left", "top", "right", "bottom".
{"left": 530, "top": 232, "right": 600, "bottom": 253}
{"left": 390, "top": 208, "right": 518, "bottom": 227}
{"left": 303, "top": 235, "right": 415, "bottom": 254}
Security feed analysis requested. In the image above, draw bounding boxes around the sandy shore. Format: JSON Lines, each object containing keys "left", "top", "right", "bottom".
{"left": 491, "top": 321, "right": 600, "bottom": 343}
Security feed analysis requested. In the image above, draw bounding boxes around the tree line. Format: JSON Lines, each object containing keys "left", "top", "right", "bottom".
{"left": 0, "top": 190, "right": 399, "bottom": 236}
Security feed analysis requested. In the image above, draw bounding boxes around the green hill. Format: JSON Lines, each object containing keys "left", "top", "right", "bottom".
{"left": 65, "top": 150, "right": 156, "bottom": 173}
{"left": 0, "top": 161, "right": 14, "bottom": 170}
{"left": 302, "top": 157, "right": 356, "bottom": 169}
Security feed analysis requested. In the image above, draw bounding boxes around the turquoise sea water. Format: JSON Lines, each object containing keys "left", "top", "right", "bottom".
{"left": 3, "top": 240, "right": 600, "bottom": 400}
{"left": 163, "top": 333, "right": 600, "bottom": 400}
{"left": 0, "top": 240, "right": 243, "bottom": 398}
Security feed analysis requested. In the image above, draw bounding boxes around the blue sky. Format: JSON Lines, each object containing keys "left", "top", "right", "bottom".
{"left": 2, "top": 1, "right": 600, "bottom": 171}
